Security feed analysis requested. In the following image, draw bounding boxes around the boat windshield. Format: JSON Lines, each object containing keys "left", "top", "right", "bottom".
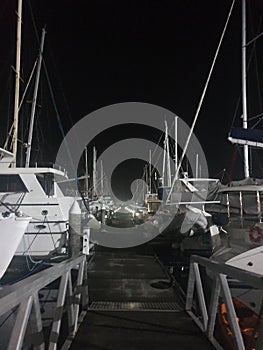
{"left": 36, "top": 173, "right": 54, "bottom": 196}
{"left": 0, "top": 175, "right": 28, "bottom": 192}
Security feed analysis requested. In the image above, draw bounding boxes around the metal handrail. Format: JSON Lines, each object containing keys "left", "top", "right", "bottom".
{"left": 31, "top": 162, "right": 68, "bottom": 175}
{"left": 0, "top": 255, "right": 88, "bottom": 350}
{"left": 186, "top": 254, "right": 263, "bottom": 350}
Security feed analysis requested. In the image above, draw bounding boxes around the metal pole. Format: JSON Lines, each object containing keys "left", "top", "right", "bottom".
{"left": 242, "top": 0, "right": 250, "bottom": 178}
{"left": 25, "top": 28, "right": 46, "bottom": 167}
{"left": 12, "top": 0, "right": 22, "bottom": 167}
{"left": 145, "top": 164, "right": 149, "bottom": 193}
{"left": 85, "top": 146, "right": 89, "bottom": 197}
{"left": 165, "top": 121, "right": 172, "bottom": 187}
{"left": 93, "top": 146, "right": 97, "bottom": 198}
{"left": 149, "top": 149, "right": 152, "bottom": 193}
{"left": 174, "top": 116, "right": 178, "bottom": 179}
{"left": 100, "top": 160, "right": 104, "bottom": 196}
{"left": 227, "top": 193, "right": 230, "bottom": 219}
{"left": 162, "top": 134, "right": 166, "bottom": 186}
{"left": 257, "top": 190, "right": 262, "bottom": 223}
{"left": 195, "top": 154, "right": 199, "bottom": 178}
{"left": 239, "top": 191, "right": 244, "bottom": 228}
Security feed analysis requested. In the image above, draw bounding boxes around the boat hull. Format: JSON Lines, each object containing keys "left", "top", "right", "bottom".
{"left": 0, "top": 214, "right": 31, "bottom": 278}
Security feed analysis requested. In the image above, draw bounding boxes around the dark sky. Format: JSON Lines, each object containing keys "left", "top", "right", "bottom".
{"left": 0, "top": 0, "right": 263, "bottom": 196}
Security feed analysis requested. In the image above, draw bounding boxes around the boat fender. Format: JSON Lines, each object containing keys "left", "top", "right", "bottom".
{"left": 249, "top": 226, "right": 262, "bottom": 243}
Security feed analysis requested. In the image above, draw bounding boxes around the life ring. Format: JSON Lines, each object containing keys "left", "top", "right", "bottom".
{"left": 249, "top": 226, "right": 262, "bottom": 243}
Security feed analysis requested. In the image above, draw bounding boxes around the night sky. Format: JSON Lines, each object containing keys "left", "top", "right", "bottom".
{"left": 0, "top": 0, "right": 263, "bottom": 198}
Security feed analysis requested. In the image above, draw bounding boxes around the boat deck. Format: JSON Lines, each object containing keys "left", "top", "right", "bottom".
{"left": 69, "top": 245, "right": 214, "bottom": 350}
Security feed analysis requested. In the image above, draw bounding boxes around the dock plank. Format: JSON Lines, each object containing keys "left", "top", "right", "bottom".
{"left": 69, "top": 248, "right": 214, "bottom": 349}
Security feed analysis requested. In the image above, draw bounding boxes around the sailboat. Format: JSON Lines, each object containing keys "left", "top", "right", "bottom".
{"left": 84, "top": 145, "right": 115, "bottom": 228}
{"left": 141, "top": 119, "right": 222, "bottom": 256}
{"left": 0, "top": 0, "right": 80, "bottom": 260}
{"left": 208, "top": 0, "right": 263, "bottom": 254}
{"left": 206, "top": 2, "right": 263, "bottom": 347}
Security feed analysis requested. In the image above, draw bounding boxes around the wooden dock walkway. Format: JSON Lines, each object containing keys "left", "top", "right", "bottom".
{"left": 69, "top": 246, "right": 214, "bottom": 350}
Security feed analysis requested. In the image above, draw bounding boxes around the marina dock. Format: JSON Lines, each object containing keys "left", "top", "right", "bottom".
{"left": 1, "top": 241, "right": 263, "bottom": 349}
{"left": 1, "top": 1, "right": 263, "bottom": 349}
{"left": 69, "top": 245, "right": 214, "bottom": 350}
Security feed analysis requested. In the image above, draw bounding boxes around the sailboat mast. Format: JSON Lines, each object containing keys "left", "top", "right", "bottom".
{"left": 93, "top": 146, "right": 97, "bottom": 198}
{"left": 174, "top": 116, "right": 178, "bottom": 179}
{"left": 162, "top": 131, "right": 166, "bottom": 186}
{"left": 149, "top": 149, "right": 152, "bottom": 193}
{"left": 12, "top": 0, "right": 22, "bottom": 167}
{"left": 25, "top": 28, "right": 46, "bottom": 167}
{"left": 100, "top": 160, "right": 104, "bottom": 196}
{"left": 163, "top": 120, "right": 172, "bottom": 187}
{"left": 145, "top": 164, "right": 149, "bottom": 193}
{"left": 85, "top": 146, "right": 89, "bottom": 197}
{"left": 242, "top": 0, "right": 250, "bottom": 178}
{"left": 195, "top": 154, "right": 199, "bottom": 178}
{"left": 165, "top": 120, "right": 172, "bottom": 187}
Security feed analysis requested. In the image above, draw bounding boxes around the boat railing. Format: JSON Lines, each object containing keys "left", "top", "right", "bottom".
{"left": 186, "top": 254, "right": 263, "bottom": 350}
{"left": 32, "top": 162, "right": 68, "bottom": 176}
{"left": 0, "top": 255, "right": 88, "bottom": 350}
{"left": 225, "top": 190, "right": 263, "bottom": 225}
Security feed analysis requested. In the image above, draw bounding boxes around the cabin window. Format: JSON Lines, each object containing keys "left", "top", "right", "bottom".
{"left": 0, "top": 175, "right": 28, "bottom": 192}
{"left": 36, "top": 173, "right": 54, "bottom": 196}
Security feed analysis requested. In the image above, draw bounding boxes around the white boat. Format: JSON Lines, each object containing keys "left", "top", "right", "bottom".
{"left": 206, "top": 0, "right": 263, "bottom": 273}
{"left": 207, "top": 0, "right": 263, "bottom": 253}
{"left": 207, "top": 2, "right": 263, "bottom": 347}
{"left": 226, "top": 246, "right": 263, "bottom": 275}
{"left": 151, "top": 119, "right": 222, "bottom": 254}
{"left": 0, "top": 210, "right": 31, "bottom": 278}
{"left": 0, "top": 148, "right": 77, "bottom": 257}
{"left": 157, "top": 177, "right": 222, "bottom": 255}
{"left": 0, "top": 2, "right": 80, "bottom": 258}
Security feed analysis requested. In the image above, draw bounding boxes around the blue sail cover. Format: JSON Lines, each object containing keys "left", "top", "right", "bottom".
{"left": 228, "top": 127, "right": 263, "bottom": 148}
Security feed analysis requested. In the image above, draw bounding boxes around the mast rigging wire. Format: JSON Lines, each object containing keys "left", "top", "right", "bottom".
{"left": 166, "top": 0, "right": 236, "bottom": 203}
